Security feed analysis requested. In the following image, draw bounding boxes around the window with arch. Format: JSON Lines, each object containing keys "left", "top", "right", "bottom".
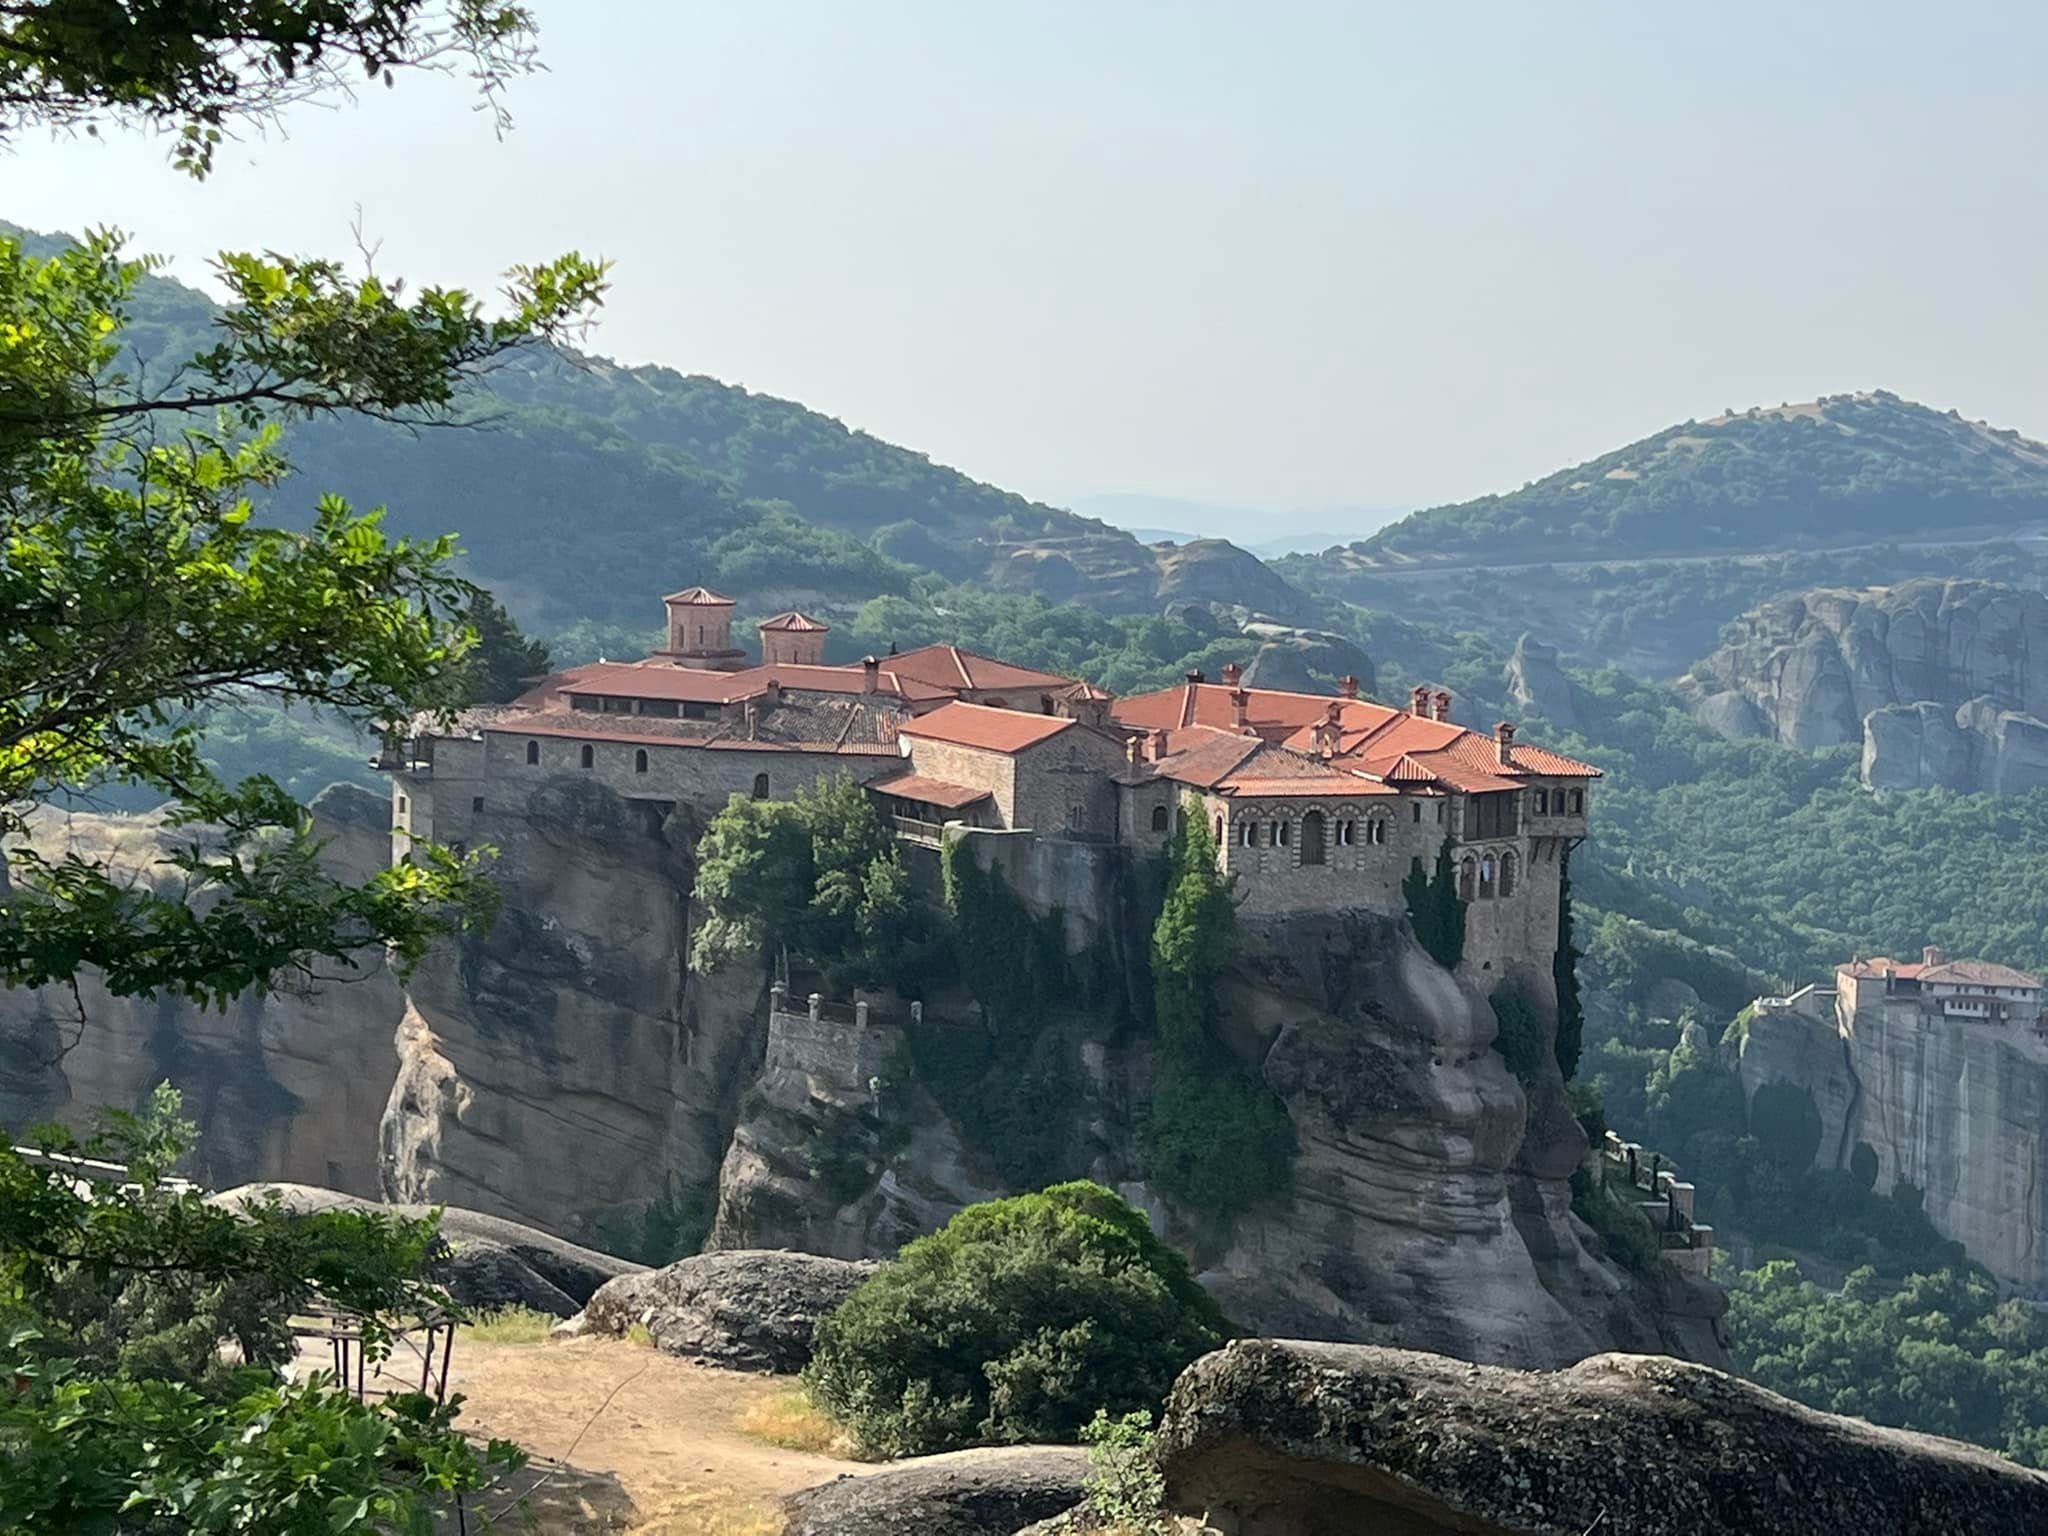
{"left": 579, "top": 744, "right": 594, "bottom": 769}
{"left": 1337, "top": 819, "right": 1356, "bottom": 847}
{"left": 1299, "top": 809, "right": 1326, "bottom": 865}
{"left": 1478, "top": 853, "right": 1497, "bottom": 899}
{"left": 634, "top": 749, "right": 649, "bottom": 774}
{"left": 1459, "top": 856, "right": 1477, "bottom": 902}
{"left": 1274, "top": 819, "right": 1290, "bottom": 848}
{"left": 1214, "top": 815, "right": 1225, "bottom": 845}
{"left": 526, "top": 740, "right": 539, "bottom": 765}
{"left": 752, "top": 772, "right": 771, "bottom": 800}
{"left": 1499, "top": 848, "right": 1518, "bottom": 898}
{"left": 1366, "top": 817, "right": 1388, "bottom": 846}
{"left": 1151, "top": 803, "right": 1170, "bottom": 833}
{"left": 1240, "top": 819, "right": 1258, "bottom": 847}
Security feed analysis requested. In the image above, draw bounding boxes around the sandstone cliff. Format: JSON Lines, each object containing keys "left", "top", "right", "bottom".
{"left": 0, "top": 785, "right": 404, "bottom": 1194}
{"left": 1740, "top": 999, "right": 2048, "bottom": 1294}
{"left": 1681, "top": 579, "right": 2048, "bottom": 792}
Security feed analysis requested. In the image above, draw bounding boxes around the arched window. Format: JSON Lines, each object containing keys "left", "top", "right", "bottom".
{"left": 1151, "top": 804, "right": 1170, "bottom": 832}
{"left": 1367, "top": 817, "right": 1388, "bottom": 846}
{"left": 1499, "top": 849, "right": 1518, "bottom": 898}
{"left": 752, "top": 772, "right": 770, "bottom": 800}
{"left": 1214, "top": 815, "right": 1225, "bottom": 845}
{"left": 634, "top": 749, "right": 649, "bottom": 774}
{"left": 526, "top": 740, "right": 539, "bottom": 765}
{"left": 1337, "top": 819, "right": 1355, "bottom": 847}
{"left": 1274, "top": 819, "right": 1290, "bottom": 848}
{"left": 1459, "top": 857, "right": 1477, "bottom": 901}
{"left": 1300, "top": 810, "right": 1326, "bottom": 866}
{"left": 1240, "top": 819, "right": 1258, "bottom": 847}
{"left": 579, "top": 744, "right": 594, "bottom": 769}
{"left": 1478, "top": 854, "right": 1496, "bottom": 899}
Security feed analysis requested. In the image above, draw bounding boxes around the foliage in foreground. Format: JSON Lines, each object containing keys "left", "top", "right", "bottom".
{"left": 1729, "top": 1260, "right": 2048, "bottom": 1467}
{"left": 802, "top": 1182, "right": 1228, "bottom": 1458}
{"left": 0, "top": 1088, "right": 521, "bottom": 1534}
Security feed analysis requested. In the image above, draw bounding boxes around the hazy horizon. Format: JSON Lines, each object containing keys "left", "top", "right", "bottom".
{"left": 10, "top": 2, "right": 2047, "bottom": 541}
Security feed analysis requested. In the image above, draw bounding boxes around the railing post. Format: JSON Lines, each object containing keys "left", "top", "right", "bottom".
{"left": 770, "top": 981, "right": 787, "bottom": 1013}
{"left": 808, "top": 992, "right": 821, "bottom": 1022}
{"left": 855, "top": 1000, "right": 869, "bottom": 1028}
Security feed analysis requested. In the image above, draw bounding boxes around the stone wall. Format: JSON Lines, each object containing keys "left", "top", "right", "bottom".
{"left": 1009, "top": 730, "right": 1127, "bottom": 839}
{"left": 898, "top": 737, "right": 1018, "bottom": 825}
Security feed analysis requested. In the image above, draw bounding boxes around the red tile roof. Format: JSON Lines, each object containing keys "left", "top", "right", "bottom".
{"left": 899, "top": 701, "right": 1075, "bottom": 754}
{"left": 1844, "top": 957, "right": 2041, "bottom": 988}
{"left": 664, "top": 586, "right": 734, "bottom": 606}
{"left": 482, "top": 717, "right": 897, "bottom": 754}
{"left": 866, "top": 772, "right": 992, "bottom": 809}
{"left": 1116, "top": 682, "right": 1390, "bottom": 739}
{"left": 1143, "top": 726, "right": 1264, "bottom": 789}
{"left": 759, "top": 611, "right": 830, "bottom": 632}
{"left": 754, "top": 664, "right": 954, "bottom": 703}
{"left": 884, "top": 644, "right": 1077, "bottom": 695}
{"left": 529, "top": 659, "right": 953, "bottom": 708}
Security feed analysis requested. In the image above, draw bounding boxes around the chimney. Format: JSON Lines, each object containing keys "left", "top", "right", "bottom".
{"left": 1923, "top": 944, "right": 1946, "bottom": 968}
{"left": 1410, "top": 685, "right": 1431, "bottom": 717}
{"left": 1495, "top": 720, "right": 1516, "bottom": 767}
{"left": 1315, "top": 700, "right": 1342, "bottom": 760}
{"left": 1124, "top": 735, "right": 1141, "bottom": 768}
{"left": 1230, "top": 687, "right": 1250, "bottom": 731}
{"left": 1433, "top": 689, "right": 1453, "bottom": 722}
{"left": 1337, "top": 675, "right": 1360, "bottom": 701}
{"left": 862, "top": 656, "right": 880, "bottom": 695}
{"left": 1221, "top": 661, "right": 1243, "bottom": 687}
{"left": 1149, "top": 727, "right": 1168, "bottom": 761}
{"left": 1184, "top": 669, "right": 1206, "bottom": 685}
{"left": 744, "top": 699, "right": 759, "bottom": 740}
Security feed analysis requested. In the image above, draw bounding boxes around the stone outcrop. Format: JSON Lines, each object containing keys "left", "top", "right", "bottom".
{"left": 1150, "top": 539, "right": 1322, "bottom": 624}
{"left": 1739, "top": 995, "right": 2048, "bottom": 1295}
{"left": 579, "top": 1248, "right": 875, "bottom": 1370}
{"left": 0, "top": 785, "right": 405, "bottom": 1195}
{"left": 1502, "top": 633, "right": 1581, "bottom": 730}
{"left": 784, "top": 1448, "right": 1087, "bottom": 1536}
{"left": 1236, "top": 623, "right": 1376, "bottom": 697}
{"left": 380, "top": 777, "right": 765, "bottom": 1250}
{"left": 1155, "top": 1339, "right": 2048, "bottom": 1534}
{"left": 1682, "top": 579, "right": 2048, "bottom": 792}
{"left": 210, "top": 1182, "right": 641, "bottom": 1316}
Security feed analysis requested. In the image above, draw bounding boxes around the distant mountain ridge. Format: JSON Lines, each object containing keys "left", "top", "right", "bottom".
{"left": 1330, "top": 392, "right": 2048, "bottom": 568}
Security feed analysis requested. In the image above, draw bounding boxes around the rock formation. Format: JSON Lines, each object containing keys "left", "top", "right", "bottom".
{"left": 784, "top": 1447, "right": 1088, "bottom": 1536}
{"left": 1503, "top": 633, "right": 1581, "bottom": 731}
{"left": 580, "top": 1248, "right": 875, "bottom": 1370}
{"left": 0, "top": 785, "right": 405, "bottom": 1195}
{"left": 209, "top": 1182, "right": 640, "bottom": 1316}
{"left": 1742, "top": 999, "right": 2048, "bottom": 1294}
{"left": 1681, "top": 579, "right": 2048, "bottom": 792}
{"left": 1153, "top": 1340, "right": 2048, "bottom": 1534}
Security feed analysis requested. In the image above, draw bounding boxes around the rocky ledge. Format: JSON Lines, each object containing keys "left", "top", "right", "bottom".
{"left": 579, "top": 1248, "right": 876, "bottom": 1371}
{"left": 1156, "top": 1339, "right": 2048, "bottom": 1534}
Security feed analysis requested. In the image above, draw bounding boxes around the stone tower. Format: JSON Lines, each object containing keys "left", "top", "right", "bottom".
{"left": 758, "top": 611, "right": 830, "bottom": 666}
{"left": 660, "top": 587, "right": 747, "bottom": 671}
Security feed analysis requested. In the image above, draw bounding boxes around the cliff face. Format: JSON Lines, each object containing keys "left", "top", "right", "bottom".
{"left": 1740, "top": 1000, "right": 2048, "bottom": 1294}
{"left": 0, "top": 786, "right": 404, "bottom": 1194}
{"left": 2, "top": 777, "right": 1724, "bottom": 1367}
{"left": 1682, "top": 579, "right": 2048, "bottom": 792}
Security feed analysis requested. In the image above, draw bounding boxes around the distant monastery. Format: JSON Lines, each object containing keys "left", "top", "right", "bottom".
{"left": 383, "top": 584, "right": 1600, "bottom": 991}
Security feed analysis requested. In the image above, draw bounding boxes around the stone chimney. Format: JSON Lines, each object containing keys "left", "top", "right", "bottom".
{"left": 1314, "top": 700, "right": 1343, "bottom": 760}
{"left": 1924, "top": 944, "right": 1947, "bottom": 968}
{"left": 862, "top": 656, "right": 880, "bottom": 694}
{"left": 1149, "top": 727, "right": 1168, "bottom": 761}
{"left": 1337, "top": 675, "right": 1360, "bottom": 701}
{"left": 1495, "top": 720, "right": 1516, "bottom": 767}
{"left": 1124, "top": 735, "right": 1141, "bottom": 768}
{"left": 1410, "top": 685, "right": 1431, "bottom": 717}
{"left": 1433, "top": 689, "right": 1453, "bottom": 722}
{"left": 1230, "top": 688, "right": 1250, "bottom": 730}
{"left": 1221, "top": 661, "right": 1243, "bottom": 687}
{"left": 1185, "top": 669, "right": 1206, "bottom": 685}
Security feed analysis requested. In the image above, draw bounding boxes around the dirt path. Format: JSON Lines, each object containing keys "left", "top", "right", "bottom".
{"left": 342, "top": 1335, "right": 866, "bottom": 1533}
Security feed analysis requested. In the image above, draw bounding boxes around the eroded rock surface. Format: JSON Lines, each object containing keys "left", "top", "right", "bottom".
{"left": 1157, "top": 1339, "right": 2048, "bottom": 1534}
{"left": 0, "top": 785, "right": 404, "bottom": 1194}
{"left": 581, "top": 1248, "right": 875, "bottom": 1371}
{"left": 784, "top": 1447, "right": 1087, "bottom": 1536}
{"left": 210, "top": 1182, "right": 640, "bottom": 1316}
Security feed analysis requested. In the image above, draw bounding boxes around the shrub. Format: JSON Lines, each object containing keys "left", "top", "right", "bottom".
{"left": 1079, "top": 1409, "right": 1168, "bottom": 1530}
{"left": 1491, "top": 981, "right": 1551, "bottom": 1090}
{"left": 802, "top": 1182, "right": 1228, "bottom": 1457}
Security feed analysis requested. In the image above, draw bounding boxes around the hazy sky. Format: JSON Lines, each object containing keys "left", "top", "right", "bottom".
{"left": 9, "top": 2, "right": 2047, "bottom": 538}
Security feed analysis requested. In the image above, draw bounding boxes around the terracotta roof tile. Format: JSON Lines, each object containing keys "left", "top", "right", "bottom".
{"left": 759, "top": 611, "right": 830, "bottom": 632}
{"left": 884, "top": 644, "right": 1077, "bottom": 694}
{"left": 866, "top": 772, "right": 992, "bottom": 809}
{"left": 1923, "top": 959, "right": 2042, "bottom": 988}
{"left": 663, "top": 586, "right": 734, "bottom": 606}
{"left": 899, "top": 701, "right": 1075, "bottom": 754}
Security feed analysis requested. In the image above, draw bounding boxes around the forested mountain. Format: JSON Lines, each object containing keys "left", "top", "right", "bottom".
{"left": 1323, "top": 392, "right": 2048, "bottom": 567}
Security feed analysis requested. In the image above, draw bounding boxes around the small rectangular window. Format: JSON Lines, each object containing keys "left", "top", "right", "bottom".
{"left": 471, "top": 796, "right": 485, "bottom": 814}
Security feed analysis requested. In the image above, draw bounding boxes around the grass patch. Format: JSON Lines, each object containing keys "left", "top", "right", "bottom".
{"left": 625, "top": 1321, "right": 656, "bottom": 1350}
{"left": 462, "top": 1306, "right": 557, "bottom": 1345}
{"left": 735, "top": 1387, "right": 856, "bottom": 1456}
{"left": 629, "top": 1488, "right": 781, "bottom": 1536}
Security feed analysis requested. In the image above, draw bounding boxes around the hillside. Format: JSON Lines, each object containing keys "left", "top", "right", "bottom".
{"left": 10, "top": 223, "right": 1312, "bottom": 631}
{"left": 1314, "top": 392, "right": 2048, "bottom": 569}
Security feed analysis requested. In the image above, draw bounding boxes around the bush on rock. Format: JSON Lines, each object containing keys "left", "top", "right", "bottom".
{"left": 802, "top": 1182, "right": 1228, "bottom": 1457}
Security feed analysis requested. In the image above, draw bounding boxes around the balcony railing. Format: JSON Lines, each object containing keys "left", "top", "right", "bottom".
{"left": 890, "top": 814, "right": 945, "bottom": 846}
